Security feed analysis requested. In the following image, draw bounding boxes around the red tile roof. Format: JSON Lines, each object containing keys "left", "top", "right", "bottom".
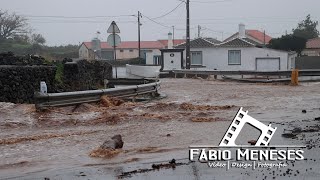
{"left": 83, "top": 39, "right": 185, "bottom": 50}
{"left": 224, "top": 30, "right": 273, "bottom": 44}
{"left": 246, "top": 30, "right": 272, "bottom": 43}
{"left": 158, "top": 39, "right": 186, "bottom": 47}
{"left": 306, "top": 37, "right": 320, "bottom": 49}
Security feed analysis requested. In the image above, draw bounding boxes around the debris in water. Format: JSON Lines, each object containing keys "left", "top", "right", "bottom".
{"left": 89, "top": 148, "right": 122, "bottom": 158}
{"left": 100, "top": 134, "right": 124, "bottom": 149}
{"left": 302, "top": 110, "right": 307, "bottom": 113}
{"left": 100, "top": 96, "right": 124, "bottom": 107}
{"left": 118, "top": 161, "right": 190, "bottom": 179}
{"left": 191, "top": 117, "right": 224, "bottom": 122}
{"left": 169, "top": 159, "right": 176, "bottom": 164}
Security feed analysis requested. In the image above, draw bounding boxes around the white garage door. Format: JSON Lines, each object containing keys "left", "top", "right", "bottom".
{"left": 256, "top": 58, "right": 280, "bottom": 71}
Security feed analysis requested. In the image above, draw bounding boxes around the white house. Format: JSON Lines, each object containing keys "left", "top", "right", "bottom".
{"left": 79, "top": 37, "right": 185, "bottom": 60}
{"left": 146, "top": 33, "right": 191, "bottom": 65}
{"left": 154, "top": 24, "right": 296, "bottom": 71}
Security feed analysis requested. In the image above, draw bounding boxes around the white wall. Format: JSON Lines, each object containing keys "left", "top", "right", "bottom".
{"left": 146, "top": 50, "right": 161, "bottom": 64}
{"left": 186, "top": 47, "right": 289, "bottom": 71}
{"left": 79, "top": 44, "right": 89, "bottom": 59}
{"left": 163, "top": 52, "right": 182, "bottom": 70}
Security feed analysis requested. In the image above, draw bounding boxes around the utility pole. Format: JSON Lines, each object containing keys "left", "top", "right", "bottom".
{"left": 172, "top": 26, "right": 175, "bottom": 46}
{"left": 138, "top": 11, "right": 141, "bottom": 58}
{"left": 186, "top": 0, "right": 191, "bottom": 69}
{"left": 198, "top": 25, "right": 201, "bottom": 38}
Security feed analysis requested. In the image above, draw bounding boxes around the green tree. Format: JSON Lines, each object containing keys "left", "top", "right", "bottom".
{"left": 293, "top": 14, "right": 319, "bottom": 40}
{"left": 268, "top": 35, "right": 307, "bottom": 56}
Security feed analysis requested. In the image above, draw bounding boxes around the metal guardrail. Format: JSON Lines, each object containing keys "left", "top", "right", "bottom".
{"left": 107, "top": 78, "right": 158, "bottom": 86}
{"left": 169, "top": 69, "right": 320, "bottom": 76}
{"left": 34, "top": 80, "right": 161, "bottom": 109}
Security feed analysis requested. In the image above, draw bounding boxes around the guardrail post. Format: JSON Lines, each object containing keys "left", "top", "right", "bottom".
{"left": 291, "top": 69, "right": 299, "bottom": 86}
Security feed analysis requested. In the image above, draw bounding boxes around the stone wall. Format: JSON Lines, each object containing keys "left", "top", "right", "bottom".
{"left": 0, "top": 65, "right": 56, "bottom": 103}
{"left": 0, "top": 52, "right": 112, "bottom": 103}
{"left": 0, "top": 52, "right": 48, "bottom": 65}
{"left": 63, "top": 60, "right": 113, "bottom": 91}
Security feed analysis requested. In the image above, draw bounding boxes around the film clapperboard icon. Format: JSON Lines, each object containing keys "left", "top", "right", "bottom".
{"left": 219, "top": 107, "right": 277, "bottom": 147}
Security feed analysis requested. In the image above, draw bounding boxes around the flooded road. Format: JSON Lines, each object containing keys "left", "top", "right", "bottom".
{"left": 0, "top": 79, "right": 320, "bottom": 179}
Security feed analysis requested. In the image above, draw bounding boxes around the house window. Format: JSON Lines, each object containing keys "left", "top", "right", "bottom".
{"left": 120, "top": 49, "right": 124, "bottom": 52}
{"left": 129, "top": 49, "right": 134, "bottom": 52}
{"left": 153, "top": 55, "right": 161, "bottom": 65}
{"left": 228, "top": 50, "right": 241, "bottom": 65}
{"left": 191, "top": 51, "right": 202, "bottom": 65}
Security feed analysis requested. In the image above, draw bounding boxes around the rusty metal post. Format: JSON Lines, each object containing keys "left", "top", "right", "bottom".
{"left": 291, "top": 69, "right": 299, "bottom": 85}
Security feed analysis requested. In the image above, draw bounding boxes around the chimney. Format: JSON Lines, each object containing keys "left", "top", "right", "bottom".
{"left": 168, "top": 32, "right": 173, "bottom": 49}
{"left": 239, "top": 23, "right": 246, "bottom": 39}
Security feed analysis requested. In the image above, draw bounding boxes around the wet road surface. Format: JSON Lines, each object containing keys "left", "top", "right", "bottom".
{"left": 0, "top": 79, "right": 320, "bottom": 179}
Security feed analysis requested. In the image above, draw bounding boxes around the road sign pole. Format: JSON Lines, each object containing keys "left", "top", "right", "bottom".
{"left": 113, "top": 24, "right": 118, "bottom": 79}
{"left": 107, "top": 21, "right": 121, "bottom": 79}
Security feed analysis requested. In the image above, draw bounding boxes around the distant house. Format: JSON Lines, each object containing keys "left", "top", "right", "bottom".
{"left": 160, "top": 24, "right": 296, "bottom": 71}
{"left": 302, "top": 37, "right": 320, "bottom": 56}
{"left": 146, "top": 33, "right": 196, "bottom": 65}
{"left": 224, "top": 24, "right": 272, "bottom": 46}
{"left": 79, "top": 38, "right": 185, "bottom": 60}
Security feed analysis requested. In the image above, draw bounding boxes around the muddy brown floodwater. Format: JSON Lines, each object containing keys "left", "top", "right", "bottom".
{"left": 0, "top": 78, "right": 320, "bottom": 180}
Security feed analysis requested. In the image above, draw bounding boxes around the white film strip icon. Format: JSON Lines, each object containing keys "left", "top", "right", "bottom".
{"left": 219, "top": 107, "right": 277, "bottom": 147}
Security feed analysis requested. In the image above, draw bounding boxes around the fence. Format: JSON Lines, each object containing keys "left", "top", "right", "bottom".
{"left": 34, "top": 79, "right": 160, "bottom": 110}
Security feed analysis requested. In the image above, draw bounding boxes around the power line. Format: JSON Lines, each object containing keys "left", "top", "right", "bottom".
{"left": 140, "top": 13, "right": 172, "bottom": 28}
{"left": 28, "top": 20, "right": 136, "bottom": 24}
{"left": 22, "top": 15, "right": 135, "bottom": 19}
{"left": 152, "top": 1, "right": 185, "bottom": 19}
{"left": 190, "top": 0, "right": 233, "bottom": 4}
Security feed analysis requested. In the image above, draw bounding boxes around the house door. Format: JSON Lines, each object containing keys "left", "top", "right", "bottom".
{"left": 256, "top": 58, "right": 280, "bottom": 71}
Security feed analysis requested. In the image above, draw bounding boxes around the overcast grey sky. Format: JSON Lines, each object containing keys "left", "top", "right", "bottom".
{"left": 1, "top": 0, "right": 319, "bottom": 46}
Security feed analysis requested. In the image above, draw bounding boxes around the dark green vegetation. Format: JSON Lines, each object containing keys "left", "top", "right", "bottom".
{"left": 268, "top": 15, "right": 319, "bottom": 55}
{"left": 0, "top": 39, "right": 79, "bottom": 61}
{"left": 0, "top": 10, "right": 78, "bottom": 60}
{"left": 268, "top": 35, "right": 307, "bottom": 55}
